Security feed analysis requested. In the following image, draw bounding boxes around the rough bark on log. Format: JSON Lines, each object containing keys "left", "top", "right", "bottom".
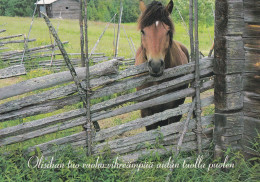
{"left": 92, "top": 80, "right": 214, "bottom": 122}
{"left": 0, "top": 34, "right": 23, "bottom": 40}
{"left": 0, "top": 96, "right": 213, "bottom": 143}
{"left": 0, "top": 39, "right": 36, "bottom": 44}
{"left": 0, "top": 59, "right": 119, "bottom": 100}
{"left": 119, "top": 139, "right": 211, "bottom": 163}
{"left": 0, "top": 65, "right": 26, "bottom": 79}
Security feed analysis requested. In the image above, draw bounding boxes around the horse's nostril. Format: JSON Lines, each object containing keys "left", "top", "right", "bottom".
{"left": 148, "top": 60, "right": 152, "bottom": 67}
{"left": 160, "top": 60, "right": 164, "bottom": 67}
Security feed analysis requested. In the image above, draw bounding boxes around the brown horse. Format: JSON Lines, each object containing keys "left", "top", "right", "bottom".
{"left": 135, "top": 0, "right": 189, "bottom": 131}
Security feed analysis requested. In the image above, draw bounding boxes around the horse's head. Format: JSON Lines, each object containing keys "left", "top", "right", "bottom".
{"left": 138, "top": 0, "right": 174, "bottom": 77}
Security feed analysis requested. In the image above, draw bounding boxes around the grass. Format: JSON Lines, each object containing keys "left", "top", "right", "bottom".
{"left": 0, "top": 16, "right": 214, "bottom": 60}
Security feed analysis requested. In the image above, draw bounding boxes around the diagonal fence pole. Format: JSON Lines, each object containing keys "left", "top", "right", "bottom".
{"left": 41, "top": 12, "right": 94, "bottom": 156}
{"left": 41, "top": 12, "right": 87, "bottom": 106}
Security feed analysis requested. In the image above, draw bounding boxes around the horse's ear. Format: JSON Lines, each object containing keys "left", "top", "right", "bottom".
{"left": 166, "top": 0, "right": 174, "bottom": 15}
{"left": 139, "top": 0, "right": 146, "bottom": 13}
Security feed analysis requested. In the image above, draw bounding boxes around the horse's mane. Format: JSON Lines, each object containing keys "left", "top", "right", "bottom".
{"left": 138, "top": 1, "right": 174, "bottom": 45}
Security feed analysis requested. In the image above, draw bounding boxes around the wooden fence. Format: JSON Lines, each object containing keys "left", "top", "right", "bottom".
{"left": 0, "top": 30, "right": 108, "bottom": 74}
{"left": 0, "top": 56, "right": 214, "bottom": 162}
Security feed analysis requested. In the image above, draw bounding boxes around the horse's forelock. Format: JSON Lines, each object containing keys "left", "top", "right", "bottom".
{"left": 138, "top": 1, "right": 174, "bottom": 34}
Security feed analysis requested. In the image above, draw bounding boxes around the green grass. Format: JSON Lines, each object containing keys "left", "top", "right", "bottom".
{"left": 0, "top": 16, "right": 214, "bottom": 59}
{"left": 0, "top": 141, "right": 259, "bottom": 182}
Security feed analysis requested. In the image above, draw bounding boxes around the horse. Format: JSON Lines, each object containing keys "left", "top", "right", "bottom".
{"left": 135, "top": 0, "right": 189, "bottom": 131}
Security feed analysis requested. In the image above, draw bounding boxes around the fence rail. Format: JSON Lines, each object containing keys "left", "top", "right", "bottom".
{"left": 0, "top": 57, "right": 214, "bottom": 162}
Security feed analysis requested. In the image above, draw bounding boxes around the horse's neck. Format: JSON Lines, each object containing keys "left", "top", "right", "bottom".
{"left": 165, "top": 40, "right": 185, "bottom": 68}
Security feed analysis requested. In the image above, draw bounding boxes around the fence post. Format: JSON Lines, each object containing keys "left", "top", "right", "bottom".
{"left": 83, "top": 0, "right": 93, "bottom": 156}
{"left": 115, "top": 0, "right": 123, "bottom": 57}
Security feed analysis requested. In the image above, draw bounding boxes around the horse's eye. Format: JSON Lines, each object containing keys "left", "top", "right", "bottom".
{"left": 141, "top": 30, "right": 145, "bottom": 35}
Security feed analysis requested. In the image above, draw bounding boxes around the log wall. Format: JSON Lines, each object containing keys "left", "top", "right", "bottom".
{"left": 214, "top": 0, "right": 260, "bottom": 158}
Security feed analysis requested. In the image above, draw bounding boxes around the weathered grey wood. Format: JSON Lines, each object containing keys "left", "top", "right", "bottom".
{"left": 0, "top": 72, "right": 213, "bottom": 122}
{"left": 0, "top": 59, "right": 119, "bottom": 100}
{"left": 244, "top": 92, "right": 260, "bottom": 118}
{"left": 0, "top": 39, "right": 36, "bottom": 45}
{"left": 119, "top": 139, "right": 211, "bottom": 163}
{"left": 0, "top": 95, "right": 81, "bottom": 122}
{"left": 92, "top": 68, "right": 213, "bottom": 113}
{"left": 92, "top": 80, "right": 213, "bottom": 122}
{"left": 215, "top": 0, "right": 244, "bottom": 36}
{"left": 94, "top": 96, "right": 213, "bottom": 142}
{"left": 0, "top": 116, "right": 86, "bottom": 146}
{"left": 245, "top": 51, "right": 260, "bottom": 72}
{"left": 244, "top": 23, "right": 260, "bottom": 38}
{"left": 0, "top": 109, "right": 85, "bottom": 139}
{"left": 215, "top": 74, "right": 243, "bottom": 94}
{"left": 244, "top": 0, "right": 260, "bottom": 23}
{"left": 0, "top": 94, "right": 213, "bottom": 141}
{"left": 0, "top": 65, "right": 26, "bottom": 79}
{"left": 214, "top": 36, "right": 245, "bottom": 74}
{"left": 176, "top": 100, "right": 196, "bottom": 155}
{"left": 94, "top": 58, "right": 213, "bottom": 99}
{"left": 100, "top": 128, "right": 213, "bottom": 156}
{"left": 0, "top": 41, "right": 69, "bottom": 57}
{"left": 215, "top": 91, "right": 243, "bottom": 111}
{"left": 94, "top": 115, "right": 213, "bottom": 153}
{"left": 0, "top": 29, "right": 6, "bottom": 33}
{"left": 27, "top": 115, "right": 213, "bottom": 156}
{"left": 0, "top": 34, "right": 23, "bottom": 40}
{"left": 0, "top": 58, "right": 212, "bottom": 115}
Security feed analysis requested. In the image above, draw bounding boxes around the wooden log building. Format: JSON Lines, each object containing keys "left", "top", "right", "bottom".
{"left": 214, "top": 0, "right": 260, "bottom": 158}
{"left": 36, "top": 0, "right": 80, "bottom": 19}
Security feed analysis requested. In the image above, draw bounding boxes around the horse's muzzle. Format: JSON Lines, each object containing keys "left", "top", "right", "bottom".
{"left": 148, "top": 59, "right": 165, "bottom": 77}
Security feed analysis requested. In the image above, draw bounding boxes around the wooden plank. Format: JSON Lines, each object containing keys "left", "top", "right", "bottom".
{"left": 92, "top": 69, "right": 213, "bottom": 114}
{"left": 27, "top": 116, "right": 213, "bottom": 156}
{"left": 119, "top": 139, "right": 211, "bottom": 163}
{"left": 215, "top": 0, "right": 244, "bottom": 36}
{"left": 0, "top": 95, "right": 81, "bottom": 122}
{"left": 0, "top": 72, "right": 213, "bottom": 122}
{"left": 0, "top": 34, "right": 23, "bottom": 40}
{"left": 215, "top": 91, "right": 243, "bottom": 111}
{"left": 0, "top": 65, "right": 26, "bottom": 79}
{"left": 94, "top": 97, "right": 213, "bottom": 142}
{"left": 244, "top": 24, "right": 260, "bottom": 38}
{"left": 214, "top": 74, "right": 243, "bottom": 93}
{"left": 214, "top": 36, "right": 245, "bottom": 74}
{"left": 243, "top": 73, "right": 260, "bottom": 94}
{"left": 0, "top": 29, "right": 6, "bottom": 33}
{"left": 92, "top": 80, "right": 213, "bottom": 122}
{"left": 0, "top": 116, "right": 86, "bottom": 146}
{"left": 244, "top": 93, "right": 260, "bottom": 118}
{"left": 0, "top": 39, "right": 36, "bottom": 45}
{"left": 102, "top": 129, "right": 213, "bottom": 156}
{"left": 0, "top": 58, "right": 213, "bottom": 115}
{"left": 244, "top": 0, "right": 260, "bottom": 23}
{"left": 0, "top": 59, "right": 119, "bottom": 100}
{"left": 0, "top": 109, "right": 85, "bottom": 139}
{"left": 0, "top": 41, "right": 69, "bottom": 57}
{"left": 0, "top": 97, "right": 213, "bottom": 146}
{"left": 245, "top": 51, "right": 260, "bottom": 72}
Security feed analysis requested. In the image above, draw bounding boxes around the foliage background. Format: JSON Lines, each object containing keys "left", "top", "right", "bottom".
{"left": 0, "top": 0, "right": 215, "bottom": 26}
